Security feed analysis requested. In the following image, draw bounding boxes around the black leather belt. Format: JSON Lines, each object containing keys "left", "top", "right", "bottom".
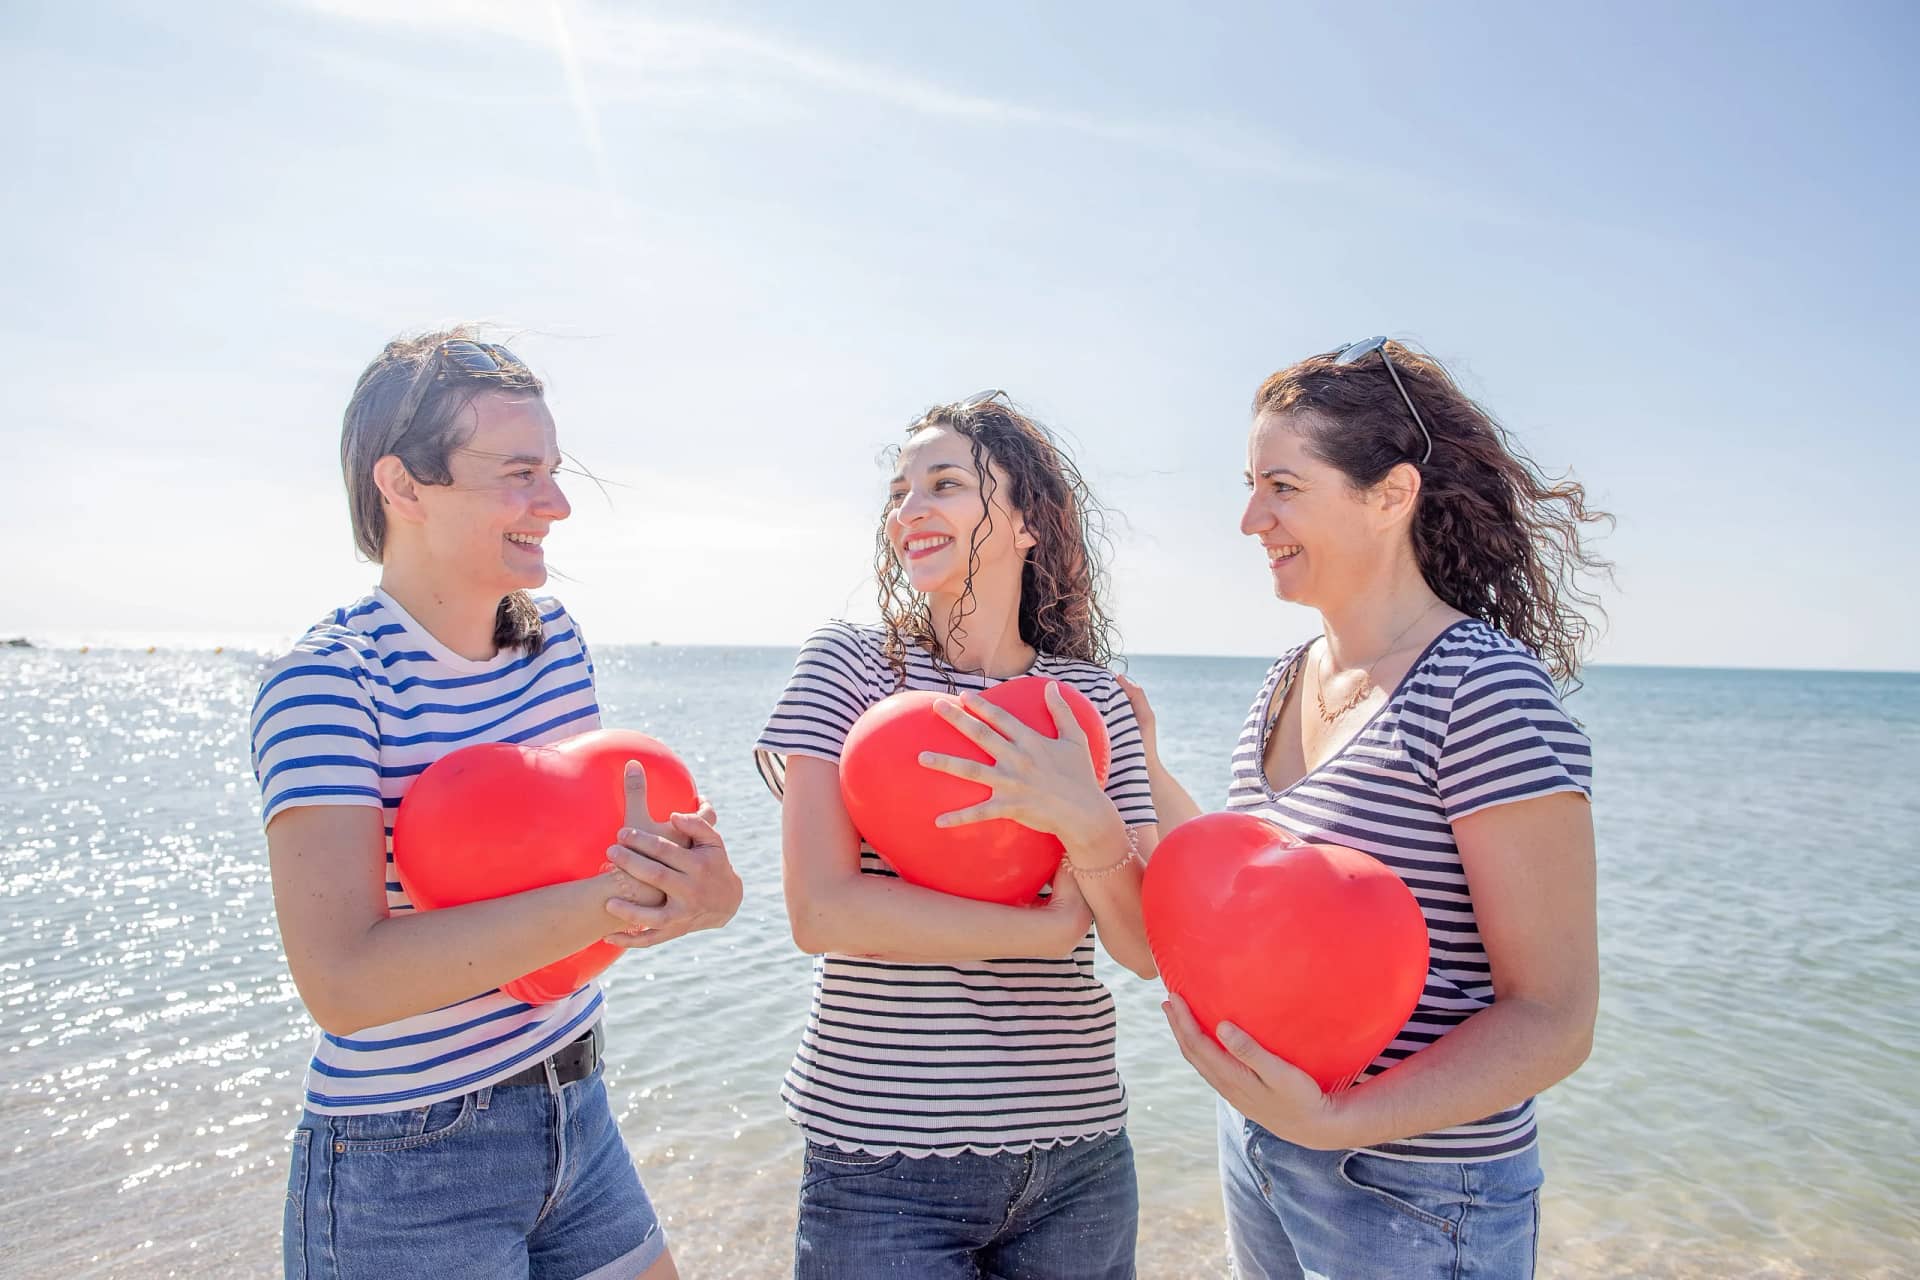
{"left": 495, "top": 1023, "right": 603, "bottom": 1088}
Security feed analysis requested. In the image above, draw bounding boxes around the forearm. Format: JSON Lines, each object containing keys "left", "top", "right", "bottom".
{"left": 1143, "top": 754, "right": 1203, "bottom": 829}
{"left": 297, "top": 880, "right": 610, "bottom": 1033}
{"left": 1321, "top": 996, "right": 1596, "bottom": 1150}
{"left": 788, "top": 872, "right": 1078, "bottom": 962}
{"left": 1063, "top": 820, "right": 1155, "bottom": 978}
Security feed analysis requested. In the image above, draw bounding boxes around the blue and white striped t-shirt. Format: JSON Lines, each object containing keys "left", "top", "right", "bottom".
{"left": 250, "top": 589, "right": 605, "bottom": 1115}
{"left": 754, "top": 621, "right": 1157, "bottom": 1157}
{"left": 1226, "top": 619, "right": 1593, "bottom": 1163}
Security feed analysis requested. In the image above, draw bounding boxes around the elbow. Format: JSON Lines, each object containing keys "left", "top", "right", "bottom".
{"left": 297, "top": 981, "right": 372, "bottom": 1038}
{"left": 288, "top": 958, "right": 377, "bottom": 1038}
{"left": 783, "top": 891, "right": 839, "bottom": 956}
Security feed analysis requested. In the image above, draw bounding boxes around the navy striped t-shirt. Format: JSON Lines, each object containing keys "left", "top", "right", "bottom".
{"left": 1226, "top": 619, "right": 1593, "bottom": 1162}
{"left": 249, "top": 589, "right": 604, "bottom": 1115}
{"left": 755, "top": 621, "right": 1157, "bottom": 1157}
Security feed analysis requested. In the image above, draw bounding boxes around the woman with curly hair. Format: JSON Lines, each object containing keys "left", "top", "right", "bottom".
{"left": 1124, "top": 339, "right": 1610, "bottom": 1280}
{"left": 754, "top": 391, "right": 1159, "bottom": 1279}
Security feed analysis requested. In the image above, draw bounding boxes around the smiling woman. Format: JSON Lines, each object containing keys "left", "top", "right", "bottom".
{"left": 247, "top": 327, "right": 740, "bottom": 1280}
{"left": 754, "top": 392, "right": 1160, "bottom": 1279}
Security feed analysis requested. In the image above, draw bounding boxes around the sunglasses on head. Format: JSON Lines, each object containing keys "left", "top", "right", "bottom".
{"left": 436, "top": 339, "right": 526, "bottom": 375}
{"left": 1328, "top": 336, "right": 1433, "bottom": 465}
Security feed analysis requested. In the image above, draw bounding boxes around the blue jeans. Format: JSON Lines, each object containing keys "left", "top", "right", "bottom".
{"left": 794, "top": 1128, "right": 1138, "bottom": 1279}
{"left": 1218, "top": 1102, "right": 1542, "bottom": 1280}
{"left": 284, "top": 1063, "right": 665, "bottom": 1280}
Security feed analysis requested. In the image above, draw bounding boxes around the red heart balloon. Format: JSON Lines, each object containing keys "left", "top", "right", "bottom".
{"left": 838, "top": 675, "right": 1111, "bottom": 905}
{"left": 392, "top": 729, "right": 700, "bottom": 1005}
{"left": 1142, "top": 811, "right": 1429, "bottom": 1093}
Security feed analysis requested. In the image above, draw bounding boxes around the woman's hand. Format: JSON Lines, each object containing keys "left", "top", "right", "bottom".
{"left": 1163, "top": 993, "right": 1350, "bottom": 1150}
{"left": 920, "top": 682, "right": 1118, "bottom": 854}
{"left": 1037, "top": 860, "right": 1095, "bottom": 954}
{"left": 596, "top": 762, "right": 744, "bottom": 949}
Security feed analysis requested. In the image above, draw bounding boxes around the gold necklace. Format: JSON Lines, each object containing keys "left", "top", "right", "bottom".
{"left": 1312, "top": 601, "right": 1444, "bottom": 724}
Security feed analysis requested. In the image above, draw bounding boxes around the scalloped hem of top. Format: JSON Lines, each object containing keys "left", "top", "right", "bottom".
{"left": 798, "top": 1121, "right": 1128, "bottom": 1161}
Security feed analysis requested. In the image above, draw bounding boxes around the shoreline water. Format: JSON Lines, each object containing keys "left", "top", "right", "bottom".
{"left": 3, "top": 646, "right": 1917, "bottom": 1277}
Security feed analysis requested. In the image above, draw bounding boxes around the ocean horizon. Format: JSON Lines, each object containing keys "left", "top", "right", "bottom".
{"left": 2, "top": 643, "right": 1916, "bottom": 1277}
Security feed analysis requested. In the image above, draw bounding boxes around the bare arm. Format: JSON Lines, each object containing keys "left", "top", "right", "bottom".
{"left": 267, "top": 804, "right": 662, "bottom": 1036}
{"left": 1115, "top": 675, "right": 1203, "bottom": 829}
{"left": 779, "top": 754, "right": 1093, "bottom": 962}
{"left": 1164, "top": 790, "right": 1599, "bottom": 1148}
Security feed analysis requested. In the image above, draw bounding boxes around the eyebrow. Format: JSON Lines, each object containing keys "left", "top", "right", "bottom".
{"left": 889, "top": 462, "right": 971, "bottom": 485}
{"left": 458, "top": 447, "right": 560, "bottom": 467}
{"left": 1253, "top": 467, "right": 1305, "bottom": 481}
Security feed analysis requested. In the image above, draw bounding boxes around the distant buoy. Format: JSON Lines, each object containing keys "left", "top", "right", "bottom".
{"left": 79, "top": 645, "right": 90, "bottom": 654}
{"left": 146, "top": 646, "right": 155, "bottom": 654}
{"left": 214, "top": 646, "right": 224, "bottom": 654}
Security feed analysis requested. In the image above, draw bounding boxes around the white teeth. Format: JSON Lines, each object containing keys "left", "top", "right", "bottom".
{"left": 906, "top": 535, "right": 953, "bottom": 552}
{"left": 506, "top": 533, "right": 543, "bottom": 545}
{"left": 1267, "top": 544, "right": 1301, "bottom": 561}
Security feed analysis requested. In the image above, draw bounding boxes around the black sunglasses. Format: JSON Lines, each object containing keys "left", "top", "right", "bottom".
{"left": 1329, "top": 336, "right": 1433, "bottom": 465}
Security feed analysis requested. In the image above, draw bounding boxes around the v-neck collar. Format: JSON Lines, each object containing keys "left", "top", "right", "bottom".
{"left": 1256, "top": 619, "right": 1475, "bottom": 800}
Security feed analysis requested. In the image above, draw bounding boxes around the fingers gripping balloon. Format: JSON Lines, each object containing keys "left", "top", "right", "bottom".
{"left": 1142, "top": 812, "right": 1430, "bottom": 1093}
{"left": 393, "top": 729, "right": 699, "bottom": 1004}
{"left": 838, "top": 675, "right": 1110, "bottom": 905}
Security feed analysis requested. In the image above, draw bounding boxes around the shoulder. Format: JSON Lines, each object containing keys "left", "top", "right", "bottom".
{"left": 528, "top": 594, "right": 591, "bottom": 655}
{"left": 797, "top": 620, "right": 886, "bottom": 677}
{"left": 1429, "top": 621, "right": 1562, "bottom": 706}
{"left": 258, "top": 596, "right": 391, "bottom": 691}
{"left": 1034, "top": 652, "right": 1125, "bottom": 703}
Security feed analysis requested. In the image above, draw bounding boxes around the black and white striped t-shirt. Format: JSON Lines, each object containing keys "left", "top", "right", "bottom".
{"left": 754, "top": 621, "right": 1157, "bottom": 1157}
{"left": 1227, "top": 619, "right": 1592, "bottom": 1163}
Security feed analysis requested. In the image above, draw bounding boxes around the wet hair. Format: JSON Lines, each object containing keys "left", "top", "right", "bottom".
{"left": 1254, "top": 342, "right": 1613, "bottom": 686}
{"left": 340, "top": 326, "right": 547, "bottom": 655}
{"left": 874, "top": 396, "right": 1116, "bottom": 686}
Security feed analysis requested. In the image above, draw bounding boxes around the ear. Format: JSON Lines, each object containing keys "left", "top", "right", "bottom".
{"left": 1012, "top": 516, "right": 1037, "bottom": 552}
{"left": 1374, "top": 461, "right": 1422, "bottom": 528}
{"left": 371, "top": 455, "right": 428, "bottom": 528}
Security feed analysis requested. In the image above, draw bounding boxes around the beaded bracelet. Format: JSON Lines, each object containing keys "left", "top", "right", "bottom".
{"left": 1062, "top": 845, "right": 1138, "bottom": 880}
{"left": 1067, "top": 832, "right": 1136, "bottom": 882}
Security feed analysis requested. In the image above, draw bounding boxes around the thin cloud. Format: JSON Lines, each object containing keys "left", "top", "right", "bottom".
{"left": 285, "top": 0, "right": 1331, "bottom": 184}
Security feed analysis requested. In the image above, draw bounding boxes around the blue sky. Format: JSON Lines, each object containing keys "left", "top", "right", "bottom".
{"left": 4, "top": 0, "right": 1915, "bottom": 669}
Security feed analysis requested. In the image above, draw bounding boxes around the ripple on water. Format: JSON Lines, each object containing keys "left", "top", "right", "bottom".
{"left": 3, "top": 651, "right": 1917, "bottom": 1276}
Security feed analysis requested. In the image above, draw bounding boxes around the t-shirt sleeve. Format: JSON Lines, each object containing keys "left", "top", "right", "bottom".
{"left": 1435, "top": 648, "right": 1593, "bottom": 823}
{"left": 753, "top": 623, "right": 876, "bottom": 801}
{"left": 1091, "top": 672, "right": 1157, "bottom": 828}
{"left": 250, "top": 641, "right": 384, "bottom": 829}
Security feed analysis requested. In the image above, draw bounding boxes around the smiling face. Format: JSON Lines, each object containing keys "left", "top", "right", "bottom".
{"left": 1241, "top": 409, "right": 1391, "bottom": 609}
{"left": 409, "top": 391, "right": 570, "bottom": 596}
{"left": 885, "top": 424, "right": 1034, "bottom": 601}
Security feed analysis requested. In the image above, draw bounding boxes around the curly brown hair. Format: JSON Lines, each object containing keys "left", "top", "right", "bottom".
{"left": 873, "top": 395, "right": 1117, "bottom": 687}
{"left": 1255, "top": 342, "right": 1614, "bottom": 686}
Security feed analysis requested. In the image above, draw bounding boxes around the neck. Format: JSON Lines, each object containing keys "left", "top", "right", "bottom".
{"left": 1317, "top": 550, "right": 1446, "bottom": 669}
{"left": 379, "top": 557, "right": 503, "bottom": 662}
{"left": 927, "top": 575, "right": 1034, "bottom": 678}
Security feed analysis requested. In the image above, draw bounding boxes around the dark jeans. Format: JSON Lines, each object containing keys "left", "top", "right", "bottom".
{"left": 794, "top": 1128, "right": 1138, "bottom": 1279}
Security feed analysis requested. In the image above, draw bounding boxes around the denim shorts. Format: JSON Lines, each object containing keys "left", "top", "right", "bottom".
{"left": 284, "top": 1063, "right": 665, "bottom": 1280}
{"left": 1217, "top": 1101, "right": 1542, "bottom": 1280}
{"left": 794, "top": 1127, "right": 1138, "bottom": 1279}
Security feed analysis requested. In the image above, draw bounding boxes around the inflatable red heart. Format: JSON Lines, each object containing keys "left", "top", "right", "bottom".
{"left": 1142, "top": 811, "right": 1429, "bottom": 1093}
{"left": 839, "top": 675, "right": 1111, "bottom": 905}
{"left": 393, "top": 729, "right": 699, "bottom": 1005}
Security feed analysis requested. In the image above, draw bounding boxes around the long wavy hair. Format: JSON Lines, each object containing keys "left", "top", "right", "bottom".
{"left": 340, "top": 325, "right": 548, "bottom": 655}
{"left": 874, "top": 396, "right": 1117, "bottom": 686}
{"left": 1255, "top": 342, "right": 1614, "bottom": 686}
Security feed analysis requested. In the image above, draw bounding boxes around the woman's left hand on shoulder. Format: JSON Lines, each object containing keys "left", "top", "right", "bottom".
{"left": 1163, "top": 993, "right": 1352, "bottom": 1151}
{"left": 920, "top": 682, "right": 1116, "bottom": 848}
